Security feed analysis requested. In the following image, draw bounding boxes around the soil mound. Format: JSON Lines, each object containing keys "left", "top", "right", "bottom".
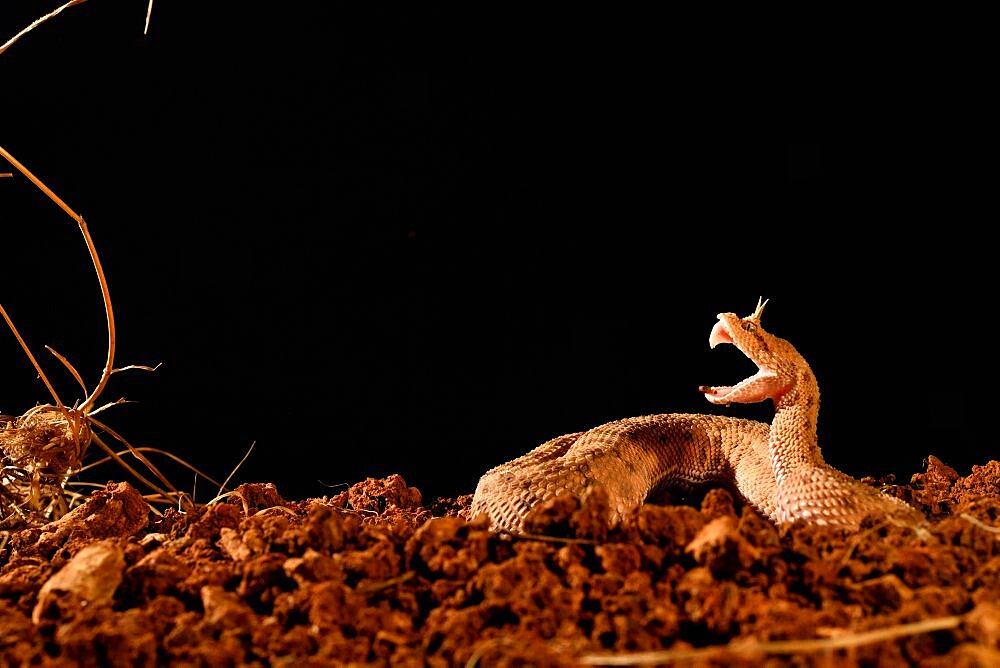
{"left": 1, "top": 458, "right": 998, "bottom": 666}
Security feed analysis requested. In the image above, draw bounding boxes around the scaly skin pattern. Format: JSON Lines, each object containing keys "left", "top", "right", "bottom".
{"left": 471, "top": 300, "right": 921, "bottom": 533}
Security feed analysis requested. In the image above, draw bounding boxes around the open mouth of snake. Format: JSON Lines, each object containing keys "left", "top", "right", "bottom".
{"left": 698, "top": 317, "right": 776, "bottom": 404}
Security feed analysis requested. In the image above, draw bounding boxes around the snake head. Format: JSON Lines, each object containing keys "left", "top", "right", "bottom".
{"left": 699, "top": 298, "right": 806, "bottom": 406}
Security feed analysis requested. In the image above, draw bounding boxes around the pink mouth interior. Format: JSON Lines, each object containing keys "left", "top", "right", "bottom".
{"left": 708, "top": 320, "right": 734, "bottom": 349}
{"left": 702, "top": 317, "right": 768, "bottom": 402}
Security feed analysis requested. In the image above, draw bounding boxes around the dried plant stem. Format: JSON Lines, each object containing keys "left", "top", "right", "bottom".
{"left": 0, "top": 305, "right": 69, "bottom": 413}
{"left": 90, "top": 418, "right": 178, "bottom": 495}
{"left": 0, "top": 147, "right": 81, "bottom": 219}
{"left": 577, "top": 615, "right": 964, "bottom": 665}
{"left": 1, "top": 146, "right": 172, "bottom": 527}
{"left": 79, "top": 446, "right": 227, "bottom": 490}
{"left": 44, "top": 345, "right": 90, "bottom": 396}
{"left": 0, "top": 145, "right": 116, "bottom": 411}
{"left": 86, "top": 432, "right": 174, "bottom": 500}
{"left": 0, "top": 0, "right": 90, "bottom": 56}
{"left": 217, "top": 441, "right": 257, "bottom": 498}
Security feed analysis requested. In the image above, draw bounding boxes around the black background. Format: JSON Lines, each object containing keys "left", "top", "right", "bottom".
{"left": 1, "top": 5, "right": 992, "bottom": 502}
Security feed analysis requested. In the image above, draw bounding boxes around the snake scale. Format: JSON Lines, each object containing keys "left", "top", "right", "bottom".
{"left": 471, "top": 300, "right": 921, "bottom": 533}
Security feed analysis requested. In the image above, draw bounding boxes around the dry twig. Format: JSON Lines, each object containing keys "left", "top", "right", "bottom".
{"left": 0, "top": 0, "right": 90, "bottom": 57}
{"left": 2, "top": 0, "right": 154, "bottom": 55}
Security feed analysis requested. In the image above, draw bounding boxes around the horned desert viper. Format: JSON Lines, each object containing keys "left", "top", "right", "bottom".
{"left": 471, "top": 300, "right": 921, "bottom": 533}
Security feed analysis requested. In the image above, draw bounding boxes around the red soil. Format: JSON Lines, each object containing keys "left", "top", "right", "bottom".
{"left": 1, "top": 458, "right": 999, "bottom": 666}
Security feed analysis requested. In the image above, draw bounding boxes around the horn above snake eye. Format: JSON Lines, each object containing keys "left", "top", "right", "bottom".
{"left": 749, "top": 297, "right": 769, "bottom": 322}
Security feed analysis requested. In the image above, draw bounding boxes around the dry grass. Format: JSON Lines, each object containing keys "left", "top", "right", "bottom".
{"left": 0, "top": 2, "right": 212, "bottom": 531}
{"left": 0, "top": 1, "right": 90, "bottom": 57}
{"left": 1, "top": 0, "right": 155, "bottom": 56}
{"left": 0, "top": 145, "right": 204, "bottom": 528}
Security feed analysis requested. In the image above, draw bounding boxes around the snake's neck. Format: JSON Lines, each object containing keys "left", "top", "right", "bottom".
{"left": 768, "top": 367, "right": 823, "bottom": 485}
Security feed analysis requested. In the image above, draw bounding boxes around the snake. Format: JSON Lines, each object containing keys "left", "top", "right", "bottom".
{"left": 471, "top": 299, "right": 921, "bottom": 533}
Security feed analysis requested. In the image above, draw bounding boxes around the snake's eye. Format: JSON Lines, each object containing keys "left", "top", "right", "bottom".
{"left": 744, "top": 322, "right": 756, "bottom": 333}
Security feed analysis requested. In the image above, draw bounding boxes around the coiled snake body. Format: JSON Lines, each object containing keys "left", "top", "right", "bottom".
{"left": 471, "top": 301, "right": 920, "bottom": 533}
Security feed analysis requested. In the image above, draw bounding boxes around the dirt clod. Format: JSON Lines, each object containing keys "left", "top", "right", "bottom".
{"left": 31, "top": 539, "right": 125, "bottom": 624}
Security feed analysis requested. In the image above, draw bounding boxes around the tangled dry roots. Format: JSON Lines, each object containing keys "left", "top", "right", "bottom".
{"left": 0, "top": 405, "right": 92, "bottom": 528}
